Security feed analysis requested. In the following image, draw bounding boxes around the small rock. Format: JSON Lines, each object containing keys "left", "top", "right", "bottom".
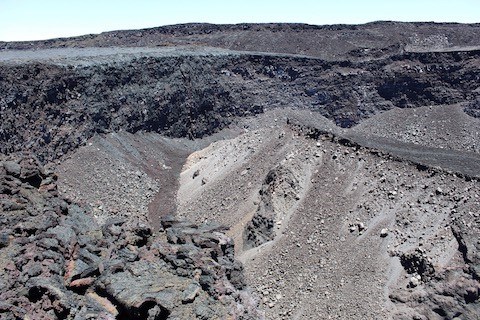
{"left": 27, "top": 263, "right": 43, "bottom": 277}
{"left": 3, "top": 161, "right": 21, "bottom": 177}
{"left": 358, "top": 222, "right": 366, "bottom": 231}
{"left": 380, "top": 228, "right": 389, "bottom": 237}
{"left": 182, "top": 282, "right": 201, "bottom": 303}
{"left": 69, "top": 277, "right": 95, "bottom": 288}
{"left": 409, "top": 276, "right": 420, "bottom": 288}
{"left": 87, "top": 292, "right": 119, "bottom": 316}
{"left": 0, "top": 232, "right": 10, "bottom": 248}
{"left": 192, "top": 170, "right": 200, "bottom": 179}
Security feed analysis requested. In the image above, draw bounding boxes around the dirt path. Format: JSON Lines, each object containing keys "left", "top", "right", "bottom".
{"left": 146, "top": 144, "right": 190, "bottom": 229}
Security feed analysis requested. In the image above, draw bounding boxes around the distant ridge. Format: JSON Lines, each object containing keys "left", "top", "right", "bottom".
{"left": 2, "top": 22, "right": 480, "bottom": 61}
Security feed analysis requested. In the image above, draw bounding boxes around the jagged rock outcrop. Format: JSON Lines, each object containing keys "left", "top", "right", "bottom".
{"left": 1, "top": 46, "right": 479, "bottom": 163}
{"left": 0, "top": 156, "right": 263, "bottom": 319}
{"left": 243, "top": 159, "right": 310, "bottom": 250}
{"left": 390, "top": 246, "right": 480, "bottom": 319}
{"left": 243, "top": 166, "right": 296, "bottom": 249}
{"left": 465, "top": 97, "right": 480, "bottom": 118}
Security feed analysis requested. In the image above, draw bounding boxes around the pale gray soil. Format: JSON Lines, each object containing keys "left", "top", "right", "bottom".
{"left": 0, "top": 46, "right": 321, "bottom": 66}
{"left": 0, "top": 46, "right": 240, "bottom": 65}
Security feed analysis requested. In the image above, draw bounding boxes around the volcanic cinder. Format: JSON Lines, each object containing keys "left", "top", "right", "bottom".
{"left": 1, "top": 22, "right": 479, "bottom": 320}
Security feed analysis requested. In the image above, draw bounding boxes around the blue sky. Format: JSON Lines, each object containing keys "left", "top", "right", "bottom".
{"left": 0, "top": 0, "right": 478, "bottom": 41}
